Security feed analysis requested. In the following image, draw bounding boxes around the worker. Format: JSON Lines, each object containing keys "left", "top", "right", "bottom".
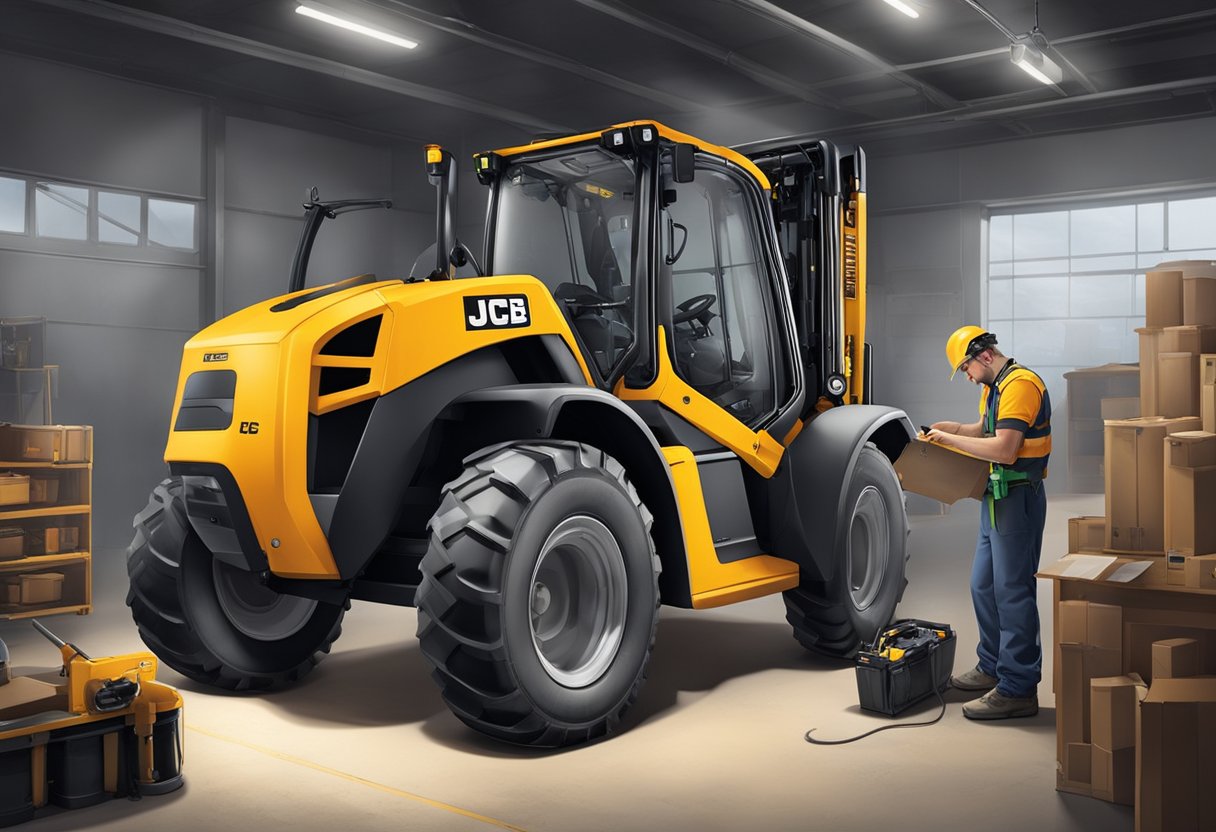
{"left": 925, "top": 326, "right": 1051, "bottom": 721}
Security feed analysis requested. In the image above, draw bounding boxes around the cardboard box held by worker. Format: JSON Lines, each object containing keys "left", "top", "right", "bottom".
{"left": 892, "top": 438, "right": 990, "bottom": 505}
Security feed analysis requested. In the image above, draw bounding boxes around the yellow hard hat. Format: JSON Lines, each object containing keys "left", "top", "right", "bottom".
{"left": 946, "top": 325, "right": 996, "bottom": 379}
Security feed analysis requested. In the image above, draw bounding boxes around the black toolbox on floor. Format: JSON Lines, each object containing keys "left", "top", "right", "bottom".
{"left": 855, "top": 619, "right": 956, "bottom": 716}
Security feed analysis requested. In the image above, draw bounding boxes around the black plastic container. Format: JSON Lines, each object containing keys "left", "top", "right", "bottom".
{"left": 855, "top": 619, "right": 956, "bottom": 716}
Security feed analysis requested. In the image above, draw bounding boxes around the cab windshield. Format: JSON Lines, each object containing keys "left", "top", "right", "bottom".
{"left": 492, "top": 147, "right": 639, "bottom": 377}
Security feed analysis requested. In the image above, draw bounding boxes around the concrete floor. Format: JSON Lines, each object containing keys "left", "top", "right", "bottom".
{"left": 1, "top": 493, "right": 1129, "bottom": 832}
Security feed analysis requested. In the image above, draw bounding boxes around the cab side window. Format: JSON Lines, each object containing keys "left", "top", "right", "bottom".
{"left": 661, "top": 164, "right": 780, "bottom": 426}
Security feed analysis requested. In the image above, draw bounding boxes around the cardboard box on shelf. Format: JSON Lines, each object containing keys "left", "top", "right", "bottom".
{"left": 1152, "top": 638, "right": 1200, "bottom": 679}
{"left": 1105, "top": 416, "right": 1202, "bottom": 552}
{"left": 892, "top": 438, "right": 989, "bottom": 505}
{"left": 1203, "top": 354, "right": 1215, "bottom": 433}
{"left": 1184, "top": 553, "right": 1216, "bottom": 589}
{"left": 1158, "top": 352, "right": 1200, "bottom": 419}
{"left": 1068, "top": 516, "right": 1106, "bottom": 554}
{"left": 0, "top": 425, "right": 92, "bottom": 463}
{"left": 1163, "top": 464, "right": 1216, "bottom": 556}
{"left": 26, "top": 526, "right": 80, "bottom": 556}
{"left": 1059, "top": 600, "right": 1123, "bottom": 648}
{"left": 1145, "top": 269, "right": 1184, "bottom": 328}
{"left": 0, "top": 528, "right": 23, "bottom": 560}
{"left": 1137, "top": 676, "right": 1216, "bottom": 832}
{"left": 27, "top": 475, "right": 58, "bottom": 504}
{"left": 0, "top": 473, "right": 30, "bottom": 506}
{"left": 1100, "top": 396, "right": 1140, "bottom": 421}
{"left": 2, "top": 572, "right": 64, "bottom": 605}
{"left": 1090, "top": 674, "right": 1147, "bottom": 751}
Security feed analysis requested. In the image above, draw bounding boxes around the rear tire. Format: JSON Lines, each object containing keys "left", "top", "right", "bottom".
{"left": 125, "top": 477, "right": 346, "bottom": 690}
{"left": 783, "top": 444, "right": 908, "bottom": 658}
{"left": 416, "top": 441, "right": 660, "bottom": 747}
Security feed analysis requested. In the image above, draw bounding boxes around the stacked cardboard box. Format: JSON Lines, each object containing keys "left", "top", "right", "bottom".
{"left": 1137, "top": 675, "right": 1216, "bottom": 831}
{"left": 1164, "top": 432, "right": 1216, "bottom": 586}
{"left": 1104, "top": 416, "right": 1201, "bottom": 552}
{"left": 1056, "top": 600, "right": 1123, "bottom": 795}
{"left": 1139, "top": 262, "right": 1216, "bottom": 419}
{"left": 1067, "top": 516, "right": 1106, "bottom": 553}
{"left": 1203, "top": 354, "right": 1215, "bottom": 433}
{"left": 1090, "top": 674, "right": 1147, "bottom": 804}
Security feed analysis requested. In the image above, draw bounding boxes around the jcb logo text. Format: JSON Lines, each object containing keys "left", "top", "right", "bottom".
{"left": 464, "top": 295, "right": 530, "bottom": 330}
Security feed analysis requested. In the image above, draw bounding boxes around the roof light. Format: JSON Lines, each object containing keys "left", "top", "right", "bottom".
{"left": 881, "top": 0, "right": 920, "bottom": 19}
{"left": 1010, "top": 42, "right": 1062, "bottom": 85}
{"left": 295, "top": 4, "right": 418, "bottom": 50}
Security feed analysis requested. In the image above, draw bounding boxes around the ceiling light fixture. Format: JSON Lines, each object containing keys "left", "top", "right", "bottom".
{"left": 295, "top": 4, "right": 419, "bottom": 49}
{"left": 1009, "top": 41, "right": 1062, "bottom": 85}
{"left": 881, "top": 0, "right": 920, "bottom": 18}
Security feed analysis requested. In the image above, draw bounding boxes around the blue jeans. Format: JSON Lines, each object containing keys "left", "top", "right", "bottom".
{"left": 971, "top": 482, "right": 1046, "bottom": 699}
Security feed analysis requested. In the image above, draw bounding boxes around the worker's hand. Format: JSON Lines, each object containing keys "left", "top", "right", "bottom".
{"left": 930, "top": 420, "right": 960, "bottom": 434}
{"left": 923, "top": 428, "right": 950, "bottom": 446}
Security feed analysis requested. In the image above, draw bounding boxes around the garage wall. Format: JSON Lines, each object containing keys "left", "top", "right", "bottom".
{"left": 866, "top": 115, "right": 1216, "bottom": 493}
{"left": 0, "top": 53, "right": 438, "bottom": 547}
{"left": 0, "top": 52, "right": 206, "bottom": 548}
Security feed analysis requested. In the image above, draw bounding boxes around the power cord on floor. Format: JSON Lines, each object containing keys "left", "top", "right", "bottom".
{"left": 804, "top": 683, "right": 948, "bottom": 745}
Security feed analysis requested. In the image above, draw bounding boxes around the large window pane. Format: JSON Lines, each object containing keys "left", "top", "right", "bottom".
{"left": 1168, "top": 196, "right": 1216, "bottom": 252}
{"left": 1014, "top": 211, "right": 1069, "bottom": 258}
{"left": 1014, "top": 276, "right": 1068, "bottom": 318}
{"left": 1138, "top": 203, "right": 1163, "bottom": 251}
{"left": 98, "top": 191, "right": 140, "bottom": 245}
{"left": 1071, "top": 274, "right": 1133, "bottom": 318}
{"left": 0, "top": 177, "right": 24, "bottom": 234}
{"left": 989, "top": 214, "right": 1012, "bottom": 261}
{"left": 1071, "top": 205, "right": 1135, "bottom": 256}
{"left": 148, "top": 198, "right": 196, "bottom": 249}
{"left": 35, "top": 182, "right": 88, "bottom": 240}
{"left": 988, "top": 278, "right": 1012, "bottom": 319}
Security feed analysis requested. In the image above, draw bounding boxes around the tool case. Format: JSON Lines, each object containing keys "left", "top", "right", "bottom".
{"left": 855, "top": 619, "right": 956, "bottom": 716}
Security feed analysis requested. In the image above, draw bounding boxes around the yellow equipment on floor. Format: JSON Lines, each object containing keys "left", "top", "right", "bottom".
{"left": 0, "top": 620, "right": 183, "bottom": 827}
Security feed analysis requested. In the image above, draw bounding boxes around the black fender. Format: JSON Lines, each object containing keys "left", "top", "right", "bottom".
{"left": 760, "top": 405, "right": 916, "bottom": 583}
{"left": 445, "top": 385, "right": 692, "bottom": 608}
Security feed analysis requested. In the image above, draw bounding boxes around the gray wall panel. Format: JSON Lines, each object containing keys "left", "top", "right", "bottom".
{"left": 0, "top": 52, "right": 204, "bottom": 196}
{"left": 226, "top": 117, "right": 394, "bottom": 214}
{"left": 47, "top": 323, "right": 190, "bottom": 548}
{"left": 0, "top": 250, "right": 199, "bottom": 331}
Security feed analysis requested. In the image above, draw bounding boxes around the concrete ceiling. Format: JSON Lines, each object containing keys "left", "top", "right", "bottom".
{"left": 5, "top": 0, "right": 1216, "bottom": 155}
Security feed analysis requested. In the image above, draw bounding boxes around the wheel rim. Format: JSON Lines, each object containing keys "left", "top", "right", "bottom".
{"left": 212, "top": 560, "right": 318, "bottom": 641}
{"left": 529, "top": 515, "right": 628, "bottom": 689}
{"left": 847, "top": 485, "right": 890, "bottom": 612}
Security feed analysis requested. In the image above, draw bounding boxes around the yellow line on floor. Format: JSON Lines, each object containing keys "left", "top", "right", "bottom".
{"left": 186, "top": 723, "right": 528, "bottom": 831}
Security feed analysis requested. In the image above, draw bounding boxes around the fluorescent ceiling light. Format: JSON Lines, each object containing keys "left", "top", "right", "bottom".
{"left": 295, "top": 4, "right": 418, "bottom": 49}
{"left": 881, "top": 0, "right": 920, "bottom": 18}
{"left": 1010, "top": 42, "right": 1062, "bottom": 85}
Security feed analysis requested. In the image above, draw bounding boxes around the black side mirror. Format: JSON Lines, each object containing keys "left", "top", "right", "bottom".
{"left": 673, "top": 143, "right": 696, "bottom": 183}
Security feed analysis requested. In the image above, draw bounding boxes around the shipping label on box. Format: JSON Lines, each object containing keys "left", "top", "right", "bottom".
{"left": 893, "top": 438, "right": 989, "bottom": 505}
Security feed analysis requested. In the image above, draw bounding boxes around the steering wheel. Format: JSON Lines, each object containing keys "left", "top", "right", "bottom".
{"left": 673, "top": 294, "right": 716, "bottom": 326}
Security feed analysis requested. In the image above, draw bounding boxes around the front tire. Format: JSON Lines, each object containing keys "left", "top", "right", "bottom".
{"left": 126, "top": 477, "right": 346, "bottom": 690}
{"left": 783, "top": 444, "right": 908, "bottom": 658}
{"left": 416, "top": 441, "right": 660, "bottom": 747}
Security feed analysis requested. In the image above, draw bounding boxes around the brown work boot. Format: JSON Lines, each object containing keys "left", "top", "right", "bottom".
{"left": 962, "top": 689, "right": 1039, "bottom": 720}
{"left": 950, "top": 666, "right": 998, "bottom": 692}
